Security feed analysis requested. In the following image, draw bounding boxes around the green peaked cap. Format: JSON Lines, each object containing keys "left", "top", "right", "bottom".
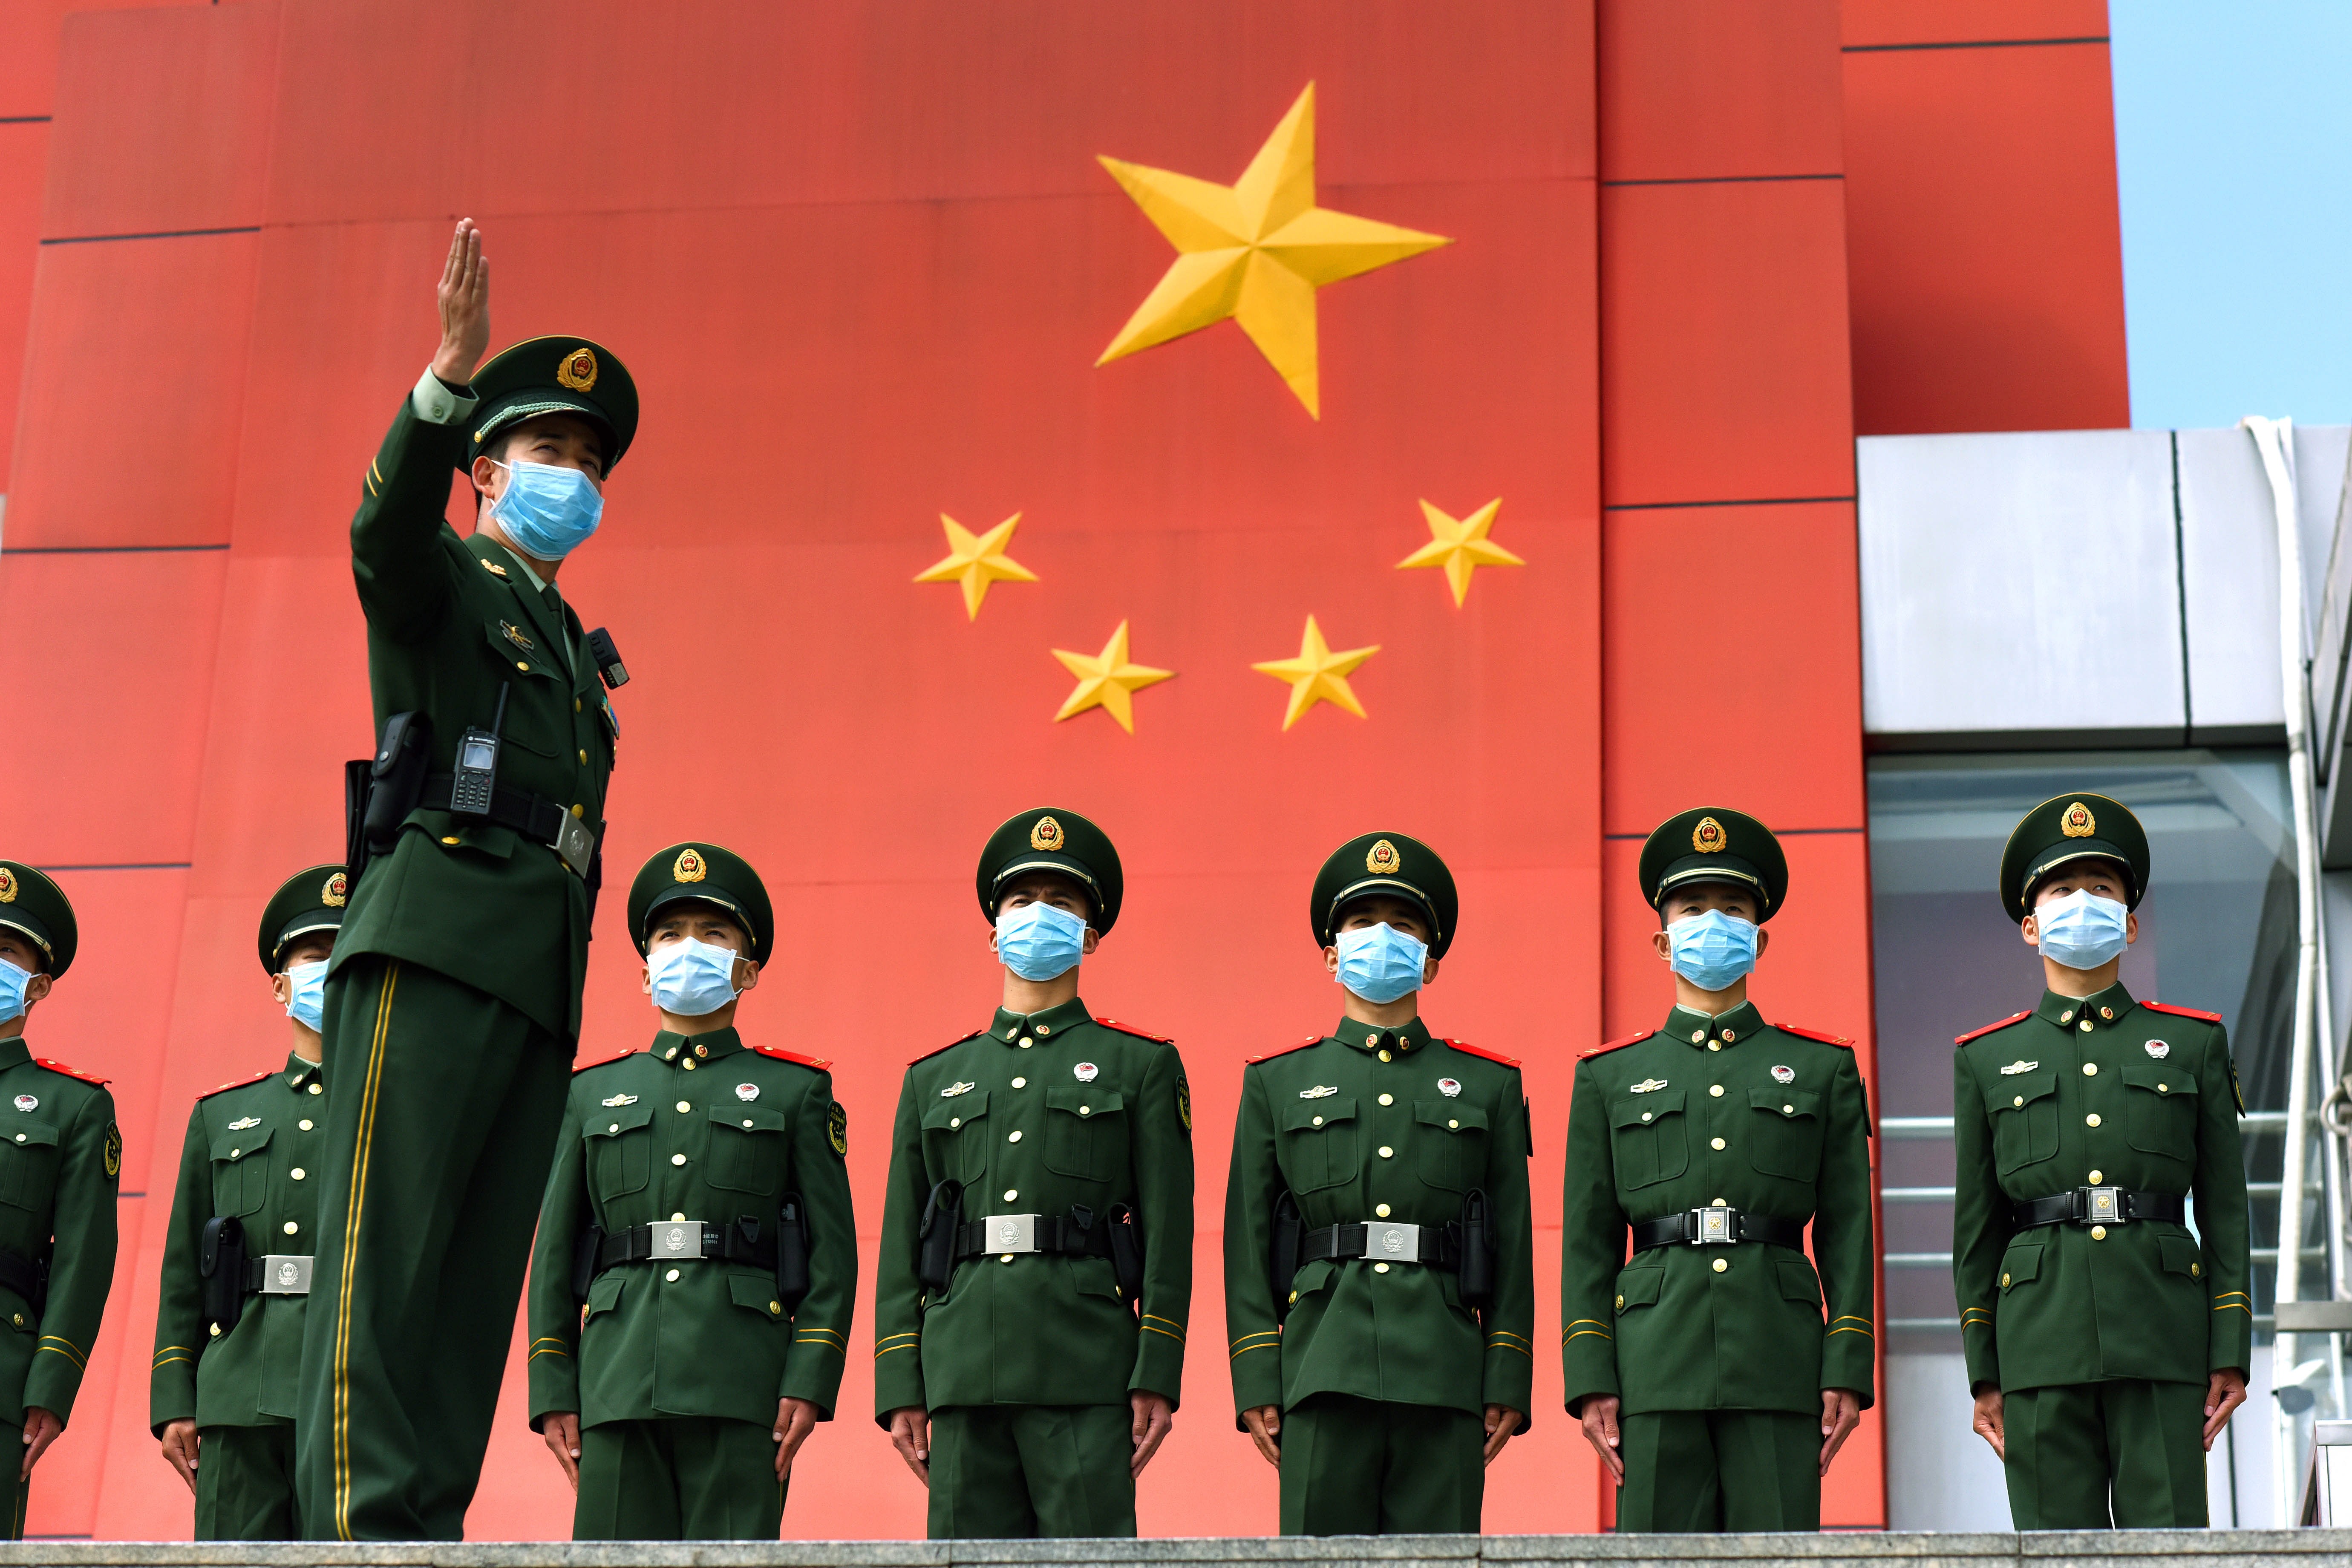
{"left": 464, "top": 335, "right": 640, "bottom": 473}
{"left": 258, "top": 863, "right": 348, "bottom": 975}
{"left": 1638, "top": 807, "right": 1789, "bottom": 923}
{"left": 1310, "top": 831, "right": 1459, "bottom": 958}
{"left": 1998, "top": 792, "right": 2148, "bottom": 924}
{"left": 976, "top": 808, "right": 1123, "bottom": 935}
{"left": 628, "top": 842, "right": 775, "bottom": 963}
{"left": 0, "top": 863, "right": 74, "bottom": 978}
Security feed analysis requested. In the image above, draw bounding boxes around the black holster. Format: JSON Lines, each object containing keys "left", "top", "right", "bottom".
{"left": 199, "top": 1216, "right": 248, "bottom": 1343}
{"left": 775, "top": 1194, "right": 812, "bottom": 1315}
{"left": 346, "top": 710, "right": 432, "bottom": 892}
{"left": 1105, "top": 1202, "right": 1144, "bottom": 1312}
{"left": 1270, "top": 1190, "right": 1303, "bottom": 1320}
{"left": 570, "top": 1223, "right": 605, "bottom": 1305}
{"left": 1455, "top": 1188, "right": 1496, "bottom": 1314}
{"left": 917, "top": 1179, "right": 963, "bottom": 1291}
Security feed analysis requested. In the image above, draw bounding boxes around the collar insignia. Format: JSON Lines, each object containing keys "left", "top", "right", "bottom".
{"left": 479, "top": 557, "right": 510, "bottom": 579}
{"left": 1999, "top": 1060, "right": 2039, "bottom": 1076}
{"left": 600, "top": 1093, "right": 638, "bottom": 1107}
{"left": 1629, "top": 1078, "right": 1669, "bottom": 1094}
{"left": 227, "top": 1115, "right": 259, "bottom": 1130}
{"left": 1299, "top": 1084, "right": 1338, "bottom": 1099}
{"left": 2145, "top": 1040, "right": 2170, "bottom": 1059}
{"left": 941, "top": 1081, "right": 976, "bottom": 1098}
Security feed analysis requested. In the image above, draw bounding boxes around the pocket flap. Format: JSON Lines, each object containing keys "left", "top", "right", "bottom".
{"left": 1611, "top": 1089, "right": 1684, "bottom": 1128}
{"left": 2158, "top": 1232, "right": 2204, "bottom": 1277}
{"left": 483, "top": 617, "right": 557, "bottom": 677}
{"left": 1749, "top": 1088, "right": 1822, "bottom": 1121}
{"left": 1415, "top": 1102, "right": 1489, "bottom": 1133}
{"left": 584, "top": 1271, "right": 624, "bottom": 1316}
{"left": 208, "top": 1125, "right": 267, "bottom": 1161}
{"left": 1775, "top": 1258, "right": 1823, "bottom": 1304}
{"left": 728, "top": 1271, "right": 786, "bottom": 1318}
{"left": 709, "top": 1103, "right": 790, "bottom": 1135}
{"left": 585, "top": 1102, "right": 654, "bottom": 1138}
{"left": 2121, "top": 1060, "right": 2199, "bottom": 1098}
{"left": 1986, "top": 1066, "right": 2058, "bottom": 1114}
{"left": 1998, "top": 1241, "right": 2043, "bottom": 1291}
{"left": 1281, "top": 1097, "right": 1357, "bottom": 1133}
{"left": 922, "top": 1092, "right": 989, "bottom": 1131}
{"left": 1045, "top": 1087, "right": 1125, "bottom": 1118}
{"left": 1614, "top": 1265, "right": 1665, "bottom": 1313}
{"left": 1287, "top": 1257, "right": 1336, "bottom": 1304}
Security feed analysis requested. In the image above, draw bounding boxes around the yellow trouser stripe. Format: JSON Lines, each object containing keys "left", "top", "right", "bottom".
{"left": 333, "top": 962, "right": 398, "bottom": 1541}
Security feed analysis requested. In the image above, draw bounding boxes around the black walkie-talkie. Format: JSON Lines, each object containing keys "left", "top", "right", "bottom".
{"left": 450, "top": 684, "right": 508, "bottom": 816}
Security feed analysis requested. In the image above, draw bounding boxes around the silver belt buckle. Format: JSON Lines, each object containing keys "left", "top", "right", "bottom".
{"left": 986, "top": 1213, "right": 1038, "bottom": 1255}
{"left": 1692, "top": 1206, "right": 1736, "bottom": 1245}
{"left": 257, "top": 1255, "right": 314, "bottom": 1294}
{"left": 550, "top": 810, "right": 596, "bottom": 878}
{"left": 651, "top": 1220, "right": 706, "bottom": 1260}
{"left": 1365, "top": 1222, "right": 1422, "bottom": 1263}
{"left": 2082, "top": 1186, "right": 2124, "bottom": 1225}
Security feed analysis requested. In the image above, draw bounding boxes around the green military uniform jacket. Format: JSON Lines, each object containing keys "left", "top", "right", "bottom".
{"left": 150, "top": 1055, "right": 326, "bottom": 1433}
{"left": 337, "top": 398, "right": 617, "bottom": 1040}
{"left": 526, "top": 1028, "right": 857, "bottom": 1428}
{"left": 1561, "top": 1002, "right": 1875, "bottom": 1415}
{"left": 0, "top": 1040, "right": 118, "bottom": 1427}
{"left": 1224, "top": 1017, "right": 1536, "bottom": 1424}
{"left": 873, "top": 999, "right": 1193, "bottom": 1419}
{"left": 1953, "top": 984, "right": 2251, "bottom": 1391}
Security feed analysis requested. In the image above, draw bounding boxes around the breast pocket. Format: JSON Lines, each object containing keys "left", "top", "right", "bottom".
{"left": 1414, "top": 1101, "right": 1489, "bottom": 1192}
{"left": 1747, "top": 1088, "right": 1824, "bottom": 1181}
{"left": 207, "top": 1126, "right": 271, "bottom": 1219}
{"left": 1043, "top": 1087, "right": 1127, "bottom": 1182}
{"left": 478, "top": 619, "right": 566, "bottom": 755}
{"left": 921, "top": 1093, "right": 989, "bottom": 1185}
{"left": 1985, "top": 1067, "right": 2061, "bottom": 1174}
{"left": 585, "top": 1102, "right": 654, "bottom": 1199}
{"left": 706, "top": 1104, "right": 791, "bottom": 1196}
{"left": 1608, "top": 1090, "right": 1688, "bottom": 1190}
{"left": 2121, "top": 1060, "right": 2199, "bottom": 1162}
{"left": 1278, "top": 1098, "right": 1359, "bottom": 1193}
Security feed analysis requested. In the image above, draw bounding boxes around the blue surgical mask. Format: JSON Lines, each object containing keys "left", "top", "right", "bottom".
{"left": 2035, "top": 888, "right": 2129, "bottom": 971}
{"left": 283, "top": 960, "right": 327, "bottom": 1033}
{"left": 489, "top": 459, "right": 603, "bottom": 562}
{"left": 649, "top": 937, "right": 742, "bottom": 1017}
{"left": 1335, "top": 922, "right": 1430, "bottom": 1006}
{"left": 1667, "top": 909, "right": 1758, "bottom": 994}
{"left": 996, "top": 901, "right": 1087, "bottom": 982}
{"left": 0, "top": 960, "right": 27, "bottom": 1025}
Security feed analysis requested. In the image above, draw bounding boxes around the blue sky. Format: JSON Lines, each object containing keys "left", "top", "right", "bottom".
{"left": 2113, "top": 2, "right": 2352, "bottom": 428}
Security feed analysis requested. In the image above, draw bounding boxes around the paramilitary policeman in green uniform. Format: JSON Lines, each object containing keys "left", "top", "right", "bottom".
{"left": 874, "top": 808, "right": 1194, "bottom": 1539}
{"left": 1560, "top": 809, "right": 1874, "bottom": 1532}
{"left": 1225, "top": 832, "right": 1535, "bottom": 1536}
{"left": 527, "top": 843, "right": 856, "bottom": 1539}
{"left": 297, "top": 219, "right": 639, "bottom": 1540}
{"left": 151, "top": 865, "right": 346, "bottom": 1538}
{"left": 0, "top": 863, "right": 120, "bottom": 1540}
{"left": 1953, "top": 793, "right": 2251, "bottom": 1528}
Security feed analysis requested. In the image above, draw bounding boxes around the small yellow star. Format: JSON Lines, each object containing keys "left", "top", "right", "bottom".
{"left": 1396, "top": 497, "right": 1523, "bottom": 606}
{"left": 1051, "top": 620, "right": 1175, "bottom": 733}
{"left": 1096, "top": 83, "right": 1450, "bottom": 418}
{"left": 913, "top": 513, "right": 1038, "bottom": 619}
{"left": 1251, "top": 614, "right": 1381, "bottom": 730}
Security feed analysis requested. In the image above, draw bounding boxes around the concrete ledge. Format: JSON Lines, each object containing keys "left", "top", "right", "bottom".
{"left": 0, "top": 1535, "right": 2348, "bottom": 1568}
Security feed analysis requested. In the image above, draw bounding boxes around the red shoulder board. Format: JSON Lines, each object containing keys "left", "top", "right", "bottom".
{"left": 34, "top": 1057, "right": 110, "bottom": 1087}
{"left": 1578, "top": 1029, "right": 1653, "bottom": 1060}
{"left": 197, "top": 1069, "right": 274, "bottom": 1100}
{"left": 1443, "top": 1039, "right": 1522, "bottom": 1069}
{"left": 1093, "top": 1016, "right": 1173, "bottom": 1044}
{"left": 908, "top": 1029, "right": 987, "bottom": 1067}
{"left": 1246, "top": 1035, "right": 1325, "bottom": 1066}
{"left": 570, "top": 1046, "right": 638, "bottom": 1075}
{"left": 1954, "top": 1011, "right": 2032, "bottom": 1046}
{"left": 2144, "top": 1001, "right": 2223, "bottom": 1024}
{"left": 755, "top": 1046, "right": 833, "bottom": 1071}
{"left": 1773, "top": 1023, "right": 1855, "bottom": 1048}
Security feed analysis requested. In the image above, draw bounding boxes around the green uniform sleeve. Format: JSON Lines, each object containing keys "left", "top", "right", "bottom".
{"left": 1952, "top": 1046, "right": 2006, "bottom": 1393}
{"left": 351, "top": 399, "right": 468, "bottom": 645}
{"left": 1816, "top": 1048, "right": 1876, "bottom": 1406}
{"left": 1480, "top": 1077, "right": 1537, "bottom": 1425}
{"left": 1222, "top": 1066, "right": 1285, "bottom": 1420}
{"left": 781, "top": 1075, "right": 857, "bottom": 1416}
{"left": 148, "top": 1101, "right": 209, "bottom": 1435}
{"left": 2196, "top": 1021, "right": 2253, "bottom": 1372}
{"left": 1128, "top": 1045, "right": 1193, "bottom": 1407}
{"left": 871, "top": 1068, "right": 932, "bottom": 1424}
{"left": 525, "top": 1089, "right": 586, "bottom": 1427}
{"left": 26, "top": 1087, "right": 118, "bottom": 1422}
{"left": 1560, "top": 1058, "right": 1625, "bottom": 1413}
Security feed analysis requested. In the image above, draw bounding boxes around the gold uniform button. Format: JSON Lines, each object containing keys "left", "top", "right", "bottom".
{"left": 2079, "top": 1020, "right": 2093, "bottom": 1033}
{"left": 672, "top": 1213, "right": 686, "bottom": 1222}
{"left": 1379, "top": 1093, "right": 1394, "bottom": 1106}
{"left": 1378, "top": 1146, "right": 1395, "bottom": 1159}
{"left": 308, "top": 1083, "right": 323, "bottom": 1095}
{"left": 291, "top": 1168, "right": 306, "bottom": 1181}
{"left": 1711, "top": 1258, "right": 1728, "bottom": 1274}
{"left": 2192, "top": 1262, "right": 2202, "bottom": 1278}
{"left": 1008, "top": 1130, "right": 1022, "bottom": 1143}
{"left": 1782, "top": 1104, "right": 1795, "bottom": 1115}
{"left": 1640, "top": 1112, "right": 1653, "bottom": 1123}
{"left": 516, "top": 660, "right": 529, "bottom": 672}
{"left": 1375, "top": 1204, "right": 1391, "bottom": 1218}
{"left": 2082, "top": 1064, "right": 2098, "bottom": 1076}
{"left": 1615, "top": 1294, "right": 1626, "bottom": 1311}
{"left": 1018, "top": 1038, "right": 1033, "bottom": 1050}
{"left": 1711, "top": 1197, "right": 1727, "bottom": 1206}
{"left": 2089, "top": 1170, "right": 2104, "bottom": 1184}
{"left": 2090, "top": 1225, "right": 2107, "bottom": 1240}
{"left": 1448, "top": 1119, "right": 1459, "bottom": 1130}
{"left": 1004, "top": 1190, "right": 1017, "bottom": 1203}
{"left": 2014, "top": 1096, "right": 2025, "bottom": 1108}
{"left": 283, "top": 1221, "right": 298, "bottom": 1236}
{"left": 770, "top": 1301, "right": 782, "bottom": 1315}
{"left": 1000, "top": 1254, "right": 1015, "bottom": 1265}
{"left": 1079, "top": 1106, "right": 1090, "bottom": 1116}
{"left": 442, "top": 836, "right": 462, "bottom": 845}
{"left": 2001, "top": 1273, "right": 2011, "bottom": 1288}
{"left": 1374, "top": 1262, "right": 1390, "bottom": 1274}
{"left": 1708, "top": 1042, "right": 1721, "bottom": 1052}
{"left": 1710, "top": 1137, "right": 1726, "bottom": 1150}
{"left": 1311, "top": 1116, "right": 1324, "bottom": 1127}
{"left": 208, "top": 1323, "right": 219, "bottom": 1337}
{"left": 665, "top": 1268, "right": 680, "bottom": 1282}
{"left": 574, "top": 699, "right": 582, "bottom": 713}
{"left": 1289, "top": 1291, "right": 1300, "bottom": 1305}
{"left": 2158, "top": 1083, "right": 2169, "bottom": 1094}
{"left": 672, "top": 1153, "right": 688, "bottom": 1165}
{"left": 578, "top": 749, "right": 588, "bottom": 764}
{"left": 2086, "top": 1114, "right": 2101, "bottom": 1127}
{"left": 227, "top": 1147, "right": 238, "bottom": 1159}
{"left": 299, "top": 1119, "right": 313, "bottom": 1131}
{"left": 948, "top": 1118, "right": 961, "bottom": 1129}
{"left": 677, "top": 1101, "right": 691, "bottom": 1113}
{"left": 1379, "top": 1050, "right": 1392, "bottom": 1063}
{"left": 742, "top": 1119, "right": 755, "bottom": 1128}
{"left": 1709, "top": 1085, "right": 1724, "bottom": 1098}
{"left": 683, "top": 1059, "right": 697, "bottom": 1071}
{"left": 608, "top": 1123, "right": 620, "bottom": 1133}
{"left": 1011, "top": 1077, "right": 1027, "bottom": 1089}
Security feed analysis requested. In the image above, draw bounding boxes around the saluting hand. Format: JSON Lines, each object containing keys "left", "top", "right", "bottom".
{"left": 431, "top": 219, "right": 491, "bottom": 389}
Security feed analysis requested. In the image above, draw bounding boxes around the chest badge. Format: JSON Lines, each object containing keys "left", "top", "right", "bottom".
{"left": 1999, "top": 1061, "right": 2039, "bottom": 1076}
{"left": 499, "top": 620, "right": 534, "bottom": 652}
{"left": 1437, "top": 1078, "right": 1461, "bottom": 1098}
{"left": 1772, "top": 1065, "right": 1795, "bottom": 1084}
{"left": 1300, "top": 1084, "right": 1338, "bottom": 1099}
{"left": 2145, "top": 1040, "right": 2170, "bottom": 1060}
{"left": 941, "top": 1081, "right": 976, "bottom": 1098}
{"left": 1074, "top": 1062, "right": 1099, "bottom": 1083}
{"left": 600, "top": 1093, "right": 638, "bottom": 1108}
{"left": 11, "top": 1095, "right": 34, "bottom": 1113}
{"left": 226, "top": 1115, "right": 258, "bottom": 1130}
{"left": 735, "top": 1083, "right": 759, "bottom": 1102}
{"left": 1629, "top": 1078, "right": 1668, "bottom": 1094}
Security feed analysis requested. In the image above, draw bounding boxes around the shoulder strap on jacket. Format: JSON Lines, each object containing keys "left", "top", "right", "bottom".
{"left": 1954, "top": 1011, "right": 2033, "bottom": 1046}
{"left": 1578, "top": 1029, "right": 1653, "bottom": 1061}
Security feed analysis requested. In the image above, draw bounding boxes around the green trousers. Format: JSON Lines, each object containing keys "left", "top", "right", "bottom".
{"left": 1, "top": 1468, "right": 23, "bottom": 1539}
{"left": 196, "top": 1423, "right": 298, "bottom": 1540}
{"left": 1616, "top": 1409, "right": 1820, "bottom": 1531}
{"left": 1279, "top": 1394, "right": 1484, "bottom": 1535}
{"left": 928, "top": 1404, "right": 1136, "bottom": 1538}
{"left": 2003, "top": 1380, "right": 2209, "bottom": 1528}
{"left": 294, "top": 958, "right": 570, "bottom": 1540}
{"left": 574, "top": 1417, "right": 784, "bottom": 1539}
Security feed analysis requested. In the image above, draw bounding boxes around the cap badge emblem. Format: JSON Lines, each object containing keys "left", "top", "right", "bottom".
{"left": 10, "top": 1096, "right": 34, "bottom": 1114}
{"left": 1998, "top": 1060, "right": 2039, "bottom": 1076}
{"left": 1692, "top": 816, "right": 1727, "bottom": 855}
{"left": 226, "top": 1115, "right": 257, "bottom": 1130}
{"left": 1629, "top": 1078, "right": 1668, "bottom": 1094}
{"left": 1437, "top": 1078, "right": 1461, "bottom": 1098}
{"left": 1074, "top": 1062, "right": 1099, "bottom": 1082}
{"left": 1366, "top": 838, "right": 1401, "bottom": 875}
{"left": 735, "top": 1083, "right": 759, "bottom": 1102}
{"left": 556, "top": 346, "right": 599, "bottom": 392}
{"left": 322, "top": 871, "right": 349, "bottom": 908}
{"left": 941, "top": 1081, "right": 975, "bottom": 1098}
{"left": 1029, "top": 815, "right": 1064, "bottom": 853}
{"left": 672, "top": 848, "right": 707, "bottom": 884}
{"left": 1299, "top": 1084, "right": 1338, "bottom": 1099}
{"left": 0, "top": 868, "right": 15, "bottom": 904}
{"left": 1772, "top": 1064, "right": 1795, "bottom": 1084}
{"left": 2145, "top": 1040, "right": 2170, "bottom": 1060}
{"left": 2061, "top": 801, "right": 2096, "bottom": 838}
{"left": 600, "top": 1093, "right": 637, "bottom": 1107}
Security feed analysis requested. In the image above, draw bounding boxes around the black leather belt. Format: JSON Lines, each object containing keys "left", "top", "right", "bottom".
{"left": 1632, "top": 1206, "right": 1806, "bottom": 1251}
{"left": 423, "top": 772, "right": 600, "bottom": 878}
{"left": 1303, "top": 1221, "right": 1463, "bottom": 1271}
{"left": 595, "top": 1219, "right": 776, "bottom": 1274}
{"left": 2012, "top": 1187, "right": 2185, "bottom": 1228}
{"left": 953, "top": 1211, "right": 1116, "bottom": 1262}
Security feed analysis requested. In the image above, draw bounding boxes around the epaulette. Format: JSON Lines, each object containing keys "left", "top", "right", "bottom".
{"left": 2144, "top": 1001, "right": 2223, "bottom": 1024}
{"left": 1774, "top": 1023, "right": 1855, "bottom": 1049}
{"left": 1444, "top": 1039, "right": 1521, "bottom": 1069}
{"left": 755, "top": 1045, "right": 833, "bottom": 1072}
{"left": 196, "top": 1069, "right": 274, "bottom": 1101}
{"left": 909, "top": 1029, "right": 987, "bottom": 1067}
{"left": 1246, "top": 1035, "right": 1325, "bottom": 1066}
{"left": 1093, "top": 1016, "right": 1173, "bottom": 1044}
{"left": 1954, "top": 1011, "right": 2032, "bottom": 1046}
{"left": 34, "top": 1057, "right": 110, "bottom": 1087}
{"left": 570, "top": 1046, "right": 638, "bottom": 1075}
{"left": 1578, "top": 1029, "right": 1652, "bottom": 1060}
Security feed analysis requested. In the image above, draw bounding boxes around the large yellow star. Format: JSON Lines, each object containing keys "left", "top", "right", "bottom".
{"left": 1396, "top": 497, "right": 1524, "bottom": 606}
{"left": 1096, "top": 83, "right": 1451, "bottom": 418}
{"left": 1051, "top": 620, "right": 1175, "bottom": 733}
{"left": 913, "top": 513, "right": 1038, "bottom": 620}
{"left": 1251, "top": 614, "right": 1381, "bottom": 730}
